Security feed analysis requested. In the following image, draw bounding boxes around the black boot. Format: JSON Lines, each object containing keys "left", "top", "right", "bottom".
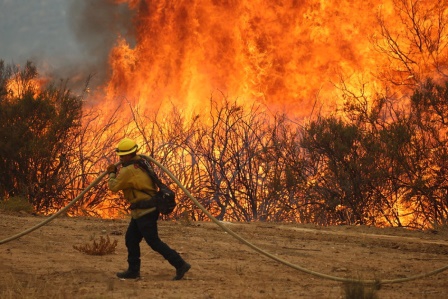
{"left": 117, "top": 259, "right": 140, "bottom": 279}
{"left": 173, "top": 262, "right": 191, "bottom": 280}
{"left": 116, "top": 269, "right": 140, "bottom": 279}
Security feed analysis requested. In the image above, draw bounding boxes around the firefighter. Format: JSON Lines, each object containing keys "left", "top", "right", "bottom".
{"left": 107, "top": 138, "right": 191, "bottom": 280}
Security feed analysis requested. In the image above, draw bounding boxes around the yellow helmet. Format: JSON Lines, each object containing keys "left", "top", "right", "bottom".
{"left": 115, "top": 138, "right": 139, "bottom": 156}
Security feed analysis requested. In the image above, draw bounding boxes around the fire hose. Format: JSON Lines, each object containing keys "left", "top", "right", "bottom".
{"left": 1, "top": 156, "right": 448, "bottom": 287}
{"left": 0, "top": 162, "right": 121, "bottom": 245}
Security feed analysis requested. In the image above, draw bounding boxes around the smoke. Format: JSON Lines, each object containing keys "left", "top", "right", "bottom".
{"left": 60, "top": 0, "right": 135, "bottom": 92}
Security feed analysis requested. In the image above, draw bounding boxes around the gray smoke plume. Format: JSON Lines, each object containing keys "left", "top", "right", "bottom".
{"left": 61, "top": 0, "right": 135, "bottom": 91}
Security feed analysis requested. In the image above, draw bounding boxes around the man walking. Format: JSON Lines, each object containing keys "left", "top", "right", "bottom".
{"left": 107, "top": 138, "right": 191, "bottom": 280}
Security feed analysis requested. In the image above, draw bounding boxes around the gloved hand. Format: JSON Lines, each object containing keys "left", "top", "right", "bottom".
{"left": 106, "top": 164, "right": 117, "bottom": 174}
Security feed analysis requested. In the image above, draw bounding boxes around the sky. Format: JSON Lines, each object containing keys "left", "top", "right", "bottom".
{"left": 0, "top": 0, "right": 133, "bottom": 89}
{"left": 0, "top": 0, "right": 84, "bottom": 69}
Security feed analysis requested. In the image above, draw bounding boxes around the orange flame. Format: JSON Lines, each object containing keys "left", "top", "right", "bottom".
{"left": 5, "top": 76, "right": 47, "bottom": 99}
{"left": 103, "top": 0, "right": 407, "bottom": 117}
{"left": 79, "top": 0, "right": 448, "bottom": 224}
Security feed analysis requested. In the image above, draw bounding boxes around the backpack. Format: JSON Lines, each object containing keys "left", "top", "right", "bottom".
{"left": 132, "top": 156, "right": 177, "bottom": 215}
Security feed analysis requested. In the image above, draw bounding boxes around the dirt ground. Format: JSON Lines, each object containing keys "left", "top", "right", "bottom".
{"left": 1, "top": 212, "right": 447, "bottom": 299}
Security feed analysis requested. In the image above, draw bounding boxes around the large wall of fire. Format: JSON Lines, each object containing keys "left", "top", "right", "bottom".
{"left": 67, "top": 0, "right": 448, "bottom": 119}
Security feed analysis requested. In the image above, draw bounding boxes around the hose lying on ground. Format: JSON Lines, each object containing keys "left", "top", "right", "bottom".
{"left": 1, "top": 156, "right": 447, "bottom": 286}
{"left": 143, "top": 155, "right": 448, "bottom": 286}
{"left": 0, "top": 162, "right": 121, "bottom": 245}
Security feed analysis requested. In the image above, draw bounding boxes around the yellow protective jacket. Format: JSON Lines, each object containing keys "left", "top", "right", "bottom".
{"left": 108, "top": 156, "right": 157, "bottom": 219}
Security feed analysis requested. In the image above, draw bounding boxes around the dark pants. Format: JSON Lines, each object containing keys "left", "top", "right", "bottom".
{"left": 125, "top": 211, "right": 185, "bottom": 272}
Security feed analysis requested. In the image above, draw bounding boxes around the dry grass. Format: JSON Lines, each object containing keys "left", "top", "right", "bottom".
{"left": 0, "top": 272, "right": 66, "bottom": 299}
{"left": 343, "top": 281, "right": 378, "bottom": 299}
{"left": 73, "top": 235, "right": 118, "bottom": 256}
{"left": 0, "top": 196, "right": 34, "bottom": 214}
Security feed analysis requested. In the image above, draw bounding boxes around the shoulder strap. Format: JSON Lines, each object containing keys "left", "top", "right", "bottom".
{"left": 139, "top": 156, "right": 165, "bottom": 187}
{"left": 122, "top": 155, "right": 166, "bottom": 189}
